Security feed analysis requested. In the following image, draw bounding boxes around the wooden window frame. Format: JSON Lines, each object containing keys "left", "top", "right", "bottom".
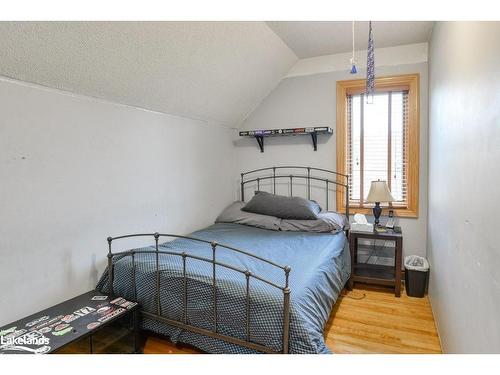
{"left": 336, "top": 73, "right": 420, "bottom": 218}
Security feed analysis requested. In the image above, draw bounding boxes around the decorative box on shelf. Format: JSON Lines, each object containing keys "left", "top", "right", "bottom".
{"left": 350, "top": 222, "right": 374, "bottom": 233}
{"left": 350, "top": 213, "right": 374, "bottom": 233}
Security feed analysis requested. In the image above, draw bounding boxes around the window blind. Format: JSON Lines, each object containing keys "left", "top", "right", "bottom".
{"left": 346, "top": 90, "right": 409, "bottom": 206}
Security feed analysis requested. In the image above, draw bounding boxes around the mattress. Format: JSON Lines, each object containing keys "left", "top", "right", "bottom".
{"left": 96, "top": 223, "right": 350, "bottom": 353}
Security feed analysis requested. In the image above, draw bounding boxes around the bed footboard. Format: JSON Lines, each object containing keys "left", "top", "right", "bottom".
{"left": 105, "top": 232, "right": 291, "bottom": 354}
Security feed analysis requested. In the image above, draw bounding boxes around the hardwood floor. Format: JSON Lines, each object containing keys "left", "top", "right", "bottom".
{"left": 324, "top": 284, "right": 441, "bottom": 353}
{"left": 144, "top": 336, "right": 203, "bottom": 354}
{"left": 143, "top": 284, "right": 442, "bottom": 354}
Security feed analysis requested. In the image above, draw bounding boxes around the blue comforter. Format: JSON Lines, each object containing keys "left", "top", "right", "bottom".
{"left": 97, "top": 223, "right": 350, "bottom": 353}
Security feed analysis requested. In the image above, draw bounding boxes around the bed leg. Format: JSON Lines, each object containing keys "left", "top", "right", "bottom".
{"left": 282, "top": 287, "right": 291, "bottom": 354}
{"left": 211, "top": 241, "right": 218, "bottom": 333}
{"left": 154, "top": 232, "right": 161, "bottom": 316}
{"left": 107, "top": 236, "right": 114, "bottom": 296}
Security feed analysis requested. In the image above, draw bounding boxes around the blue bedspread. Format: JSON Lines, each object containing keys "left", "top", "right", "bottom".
{"left": 97, "top": 223, "right": 350, "bottom": 353}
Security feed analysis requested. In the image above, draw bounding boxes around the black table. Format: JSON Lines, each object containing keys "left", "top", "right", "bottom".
{"left": 347, "top": 229, "right": 403, "bottom": 297}
{"left": 0, "top": 291, "right": 139, "bottom": 354}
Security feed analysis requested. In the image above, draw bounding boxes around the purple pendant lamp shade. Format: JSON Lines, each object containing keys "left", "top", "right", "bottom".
{"left": 350, "top": 21, "right": 357, "bottom": 74}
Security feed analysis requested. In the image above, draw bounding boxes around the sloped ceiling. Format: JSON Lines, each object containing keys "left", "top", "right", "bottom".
{"left": 266, "top": 21, "right": 434, "bottom": 58}
{"left": 0, "top": 22, "right": 297, "bottom": 126}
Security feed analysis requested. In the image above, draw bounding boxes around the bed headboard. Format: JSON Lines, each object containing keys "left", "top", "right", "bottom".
{"left": 240, "top": 166, "right": 349, "bottom": 218}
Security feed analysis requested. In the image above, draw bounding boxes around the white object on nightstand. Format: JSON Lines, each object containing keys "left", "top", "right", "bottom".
{"left": 351, "top": 213, "right": 374, "bottom": 233}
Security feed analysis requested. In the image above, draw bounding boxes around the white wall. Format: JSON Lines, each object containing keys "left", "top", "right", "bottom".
{"left": 234, "top": 53, "right": 429, "bottom": 259}
{"left": 0, "top": 77, "right": 235, "bottom": 326}
{"left": 428, "top": 22, "right": 500, "bottom": 353}
{"left": 286, "top": 42, "right": 428, "bottom": 78}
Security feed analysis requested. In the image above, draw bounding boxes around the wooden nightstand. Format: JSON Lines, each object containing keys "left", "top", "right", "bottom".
{"left": 347, "top": 229, "right": 403, "bottom": 297}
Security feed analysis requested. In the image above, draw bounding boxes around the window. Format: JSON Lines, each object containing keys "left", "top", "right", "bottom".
{"left": 336, "top": 74, "right": 419, "bottom": 218}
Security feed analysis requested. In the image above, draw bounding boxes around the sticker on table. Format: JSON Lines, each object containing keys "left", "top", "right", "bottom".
{"left": 110, "top": 297, "right": 126, "bottom": 306}
{"left": 61, "top": 314, "right": 79, "bottom": 323}
{"left": 31, "top": 315, "right": 64, "bottom": 331}
{"left": 97, "top": 308, "right": 125, "bottom": 323}
{"left": 25, "top": 316, "right": 49, "bottom": 328}
{"left": 48, "top": 320, "right": 64, "bottom": 329}
{"left": 2, "top": 329, "right": 27, "bottom": 341}
{"left": 121, "top": 301, "right": 138, "bottom": 309}
{"left": 91, "top": 295, "right": 108, "bottom": 301}
{"left": 51, "top": 327, "right": 73, "bottom": 336}
{"left": 97, "top": 306, "right": 113, "bottom": 315}
{"left": 0, "top": 326, "right": 16, "bottom": 336}
{"left": 39, "top": 327, "right": 52, "bottom": 334}
{"left": 54, "top": 323, "right": 70, "bottom": 332}
{"left": 74, "top": 306, "right": 95, "bottom": 317}
{"left": 87, "top": 322, "right": 101, "bottom": 330}
{"left": 110, "top": 297, "right": 137, "bottom": 309}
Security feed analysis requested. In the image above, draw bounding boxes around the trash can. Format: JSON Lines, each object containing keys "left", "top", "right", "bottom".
{"left": 404, "top": 255, "right": 429, "bottom": 297}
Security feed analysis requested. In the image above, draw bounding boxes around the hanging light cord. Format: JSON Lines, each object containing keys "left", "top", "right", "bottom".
{"left": 351, "top": 21, "right": 355, "bottom": 62}
{"left": 349, "top": 21, "right": 357, "bottom": 74}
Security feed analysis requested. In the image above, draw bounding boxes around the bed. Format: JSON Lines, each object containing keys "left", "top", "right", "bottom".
{"left": 96, "top": 166, "right": 350, "bottom": 354}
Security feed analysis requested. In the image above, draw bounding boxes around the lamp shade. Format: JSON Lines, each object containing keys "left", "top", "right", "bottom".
{"left": 366, "top": 180, "right": 394, "bottom": 203}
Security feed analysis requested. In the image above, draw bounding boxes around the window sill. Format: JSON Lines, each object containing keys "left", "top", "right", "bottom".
{"left": 343, "top": 206, "right": 418, "bottom": 219}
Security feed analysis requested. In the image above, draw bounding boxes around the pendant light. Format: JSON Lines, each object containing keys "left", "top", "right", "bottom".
{"left": 366, "top": 21, "right": 375, "bottom": 104}
{"left": 350, "top": 21, "right": 357, "bottom": 74}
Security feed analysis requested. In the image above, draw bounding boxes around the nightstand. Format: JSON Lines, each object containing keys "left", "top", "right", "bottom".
{"left": 347, "top": 229, "right": 403, "bottom": 297}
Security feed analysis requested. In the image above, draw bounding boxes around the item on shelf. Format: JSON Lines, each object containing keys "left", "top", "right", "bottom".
{"left": 386, "top": 209, "right": 395, "bottom": 229}
{"left": 350, "top": 213, "right": 374, "bottom": 233}
{"left": 366, "top": 180, "right": 394, "bottom": 226}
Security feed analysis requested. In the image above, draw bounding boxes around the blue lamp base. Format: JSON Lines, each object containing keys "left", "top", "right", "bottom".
{"left": 373, "top": 202, "right": 382, "bottom": 226}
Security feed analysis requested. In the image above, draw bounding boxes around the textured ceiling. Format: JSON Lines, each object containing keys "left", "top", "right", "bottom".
{"left": 266, "top": 21, "right": 434, "bottom": 58}
{"left": 0, "top": 22, "right": 297, "bottom": 126}
{"left": 0, "top": 21, "right": 434, "bottom": 127}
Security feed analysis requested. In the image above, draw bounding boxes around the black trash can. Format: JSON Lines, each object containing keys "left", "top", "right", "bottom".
{"left": 404, "top": 256, "right": 429, "bottom": 298}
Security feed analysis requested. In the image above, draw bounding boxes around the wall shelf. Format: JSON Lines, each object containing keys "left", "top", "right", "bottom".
{"left": 239, "top": 126, "right": 333, "bottom": 153}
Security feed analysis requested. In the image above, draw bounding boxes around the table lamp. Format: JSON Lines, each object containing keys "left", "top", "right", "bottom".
{"left": 366, "top": 180, "right": 394, "bottom": 226}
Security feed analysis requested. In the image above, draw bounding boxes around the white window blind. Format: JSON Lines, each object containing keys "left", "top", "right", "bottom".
{"left": 346, "top": 90, "right": 409, "bottom": 206}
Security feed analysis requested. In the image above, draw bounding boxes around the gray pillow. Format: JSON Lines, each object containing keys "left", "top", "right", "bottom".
{"left": 215, "top": 201, "right": 281, "bottom": 231}
{"left": 280, "top": 211, "right": 349, "bottom": 233}
{"left": 242, "top": 191, "right": 321, "bottom": 220}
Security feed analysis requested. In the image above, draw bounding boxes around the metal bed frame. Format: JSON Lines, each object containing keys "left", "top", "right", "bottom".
{"left": 105, "top": 166, "right": 349, "bottom": 354}
{"left": 241, "top": 166, "right": 349, "bottom": 217}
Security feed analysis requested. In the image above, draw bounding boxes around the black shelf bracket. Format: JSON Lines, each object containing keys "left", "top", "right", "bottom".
{"left": 310, "top": 132, "right": 318, "bottom": 151}
{"left": 255, "top": 135, "right": 264, "bottom": 153}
